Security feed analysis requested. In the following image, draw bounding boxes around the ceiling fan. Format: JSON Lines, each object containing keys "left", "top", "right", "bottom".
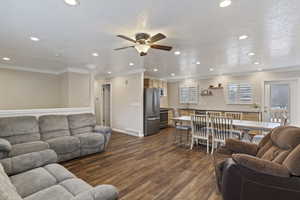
{"left": 114, "top": 33, "right": 172, "bottom": 56}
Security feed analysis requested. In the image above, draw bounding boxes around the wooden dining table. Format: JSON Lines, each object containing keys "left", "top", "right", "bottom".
{"left": 172, "top": 116, "right": 281, "bottom": 131}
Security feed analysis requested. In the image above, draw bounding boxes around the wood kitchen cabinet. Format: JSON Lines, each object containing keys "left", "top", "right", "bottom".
{"left": 144, "top": 78, "right": 168, "bottom": 96}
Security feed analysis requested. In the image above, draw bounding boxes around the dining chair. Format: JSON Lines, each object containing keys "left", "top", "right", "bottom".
{"left": 191, "top": 115, "right": 210, "bottom": 153}
{"left": 172, "top": 108, "right": 191, "bottom": 146}
{"left": 206, "top": 111, "right": 222, "bottom": 118}
{"left": 224, "top": 112, "right": 242, "bottom": 120}
{"left": 211, "top": 116, "right": 234, "bottom": 154}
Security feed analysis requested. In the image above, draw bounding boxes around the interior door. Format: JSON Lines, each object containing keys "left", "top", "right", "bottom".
{"left": 264, "top": 80, "right": 297, "bottom": 124}
{"left": 102, "top": 84, "right": 111, "bottom": 127}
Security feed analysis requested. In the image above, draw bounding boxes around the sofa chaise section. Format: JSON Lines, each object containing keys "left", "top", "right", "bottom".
{"left": 0, "top": 162, "right": 118, "bottom": 200}
{"left": 39, "top": 115, "right": 80, "bottom": 162}
{"left": 68, "top": 113, "right": 112, "bottom": 156}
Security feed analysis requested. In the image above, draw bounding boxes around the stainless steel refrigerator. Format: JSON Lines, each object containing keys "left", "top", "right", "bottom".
{"left": 144, "top": 88, "right": 160, "bottom": 136}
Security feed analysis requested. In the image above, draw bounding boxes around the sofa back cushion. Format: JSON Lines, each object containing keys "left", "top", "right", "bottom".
{"left": 39, "top": 115, "right": 71, "bottom": 140}
{"left": 0, "top": 116, "right": 40, "bottom": 145}
{"left": 0, "top": 163, "right": 23, "bottom": 200}
{"left": 257, "top": 126, "right": 300, "bottom": 165}
{"left": 68, "top": 113, "right": 96, "bottom": 135}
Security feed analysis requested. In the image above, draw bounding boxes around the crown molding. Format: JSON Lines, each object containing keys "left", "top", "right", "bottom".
{"left": 95, "top": 68, "right": 145, "bottom": 80}
{"left": 0, "top": 63, "right": 61, "bottom": 74}
{"left": 165, "top": 65, "right": 300, "bottom": 82}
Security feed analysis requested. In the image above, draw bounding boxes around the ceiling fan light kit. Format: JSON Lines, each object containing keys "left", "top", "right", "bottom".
{"left": 115, "top": 32, "right": 172, "bottom": 56}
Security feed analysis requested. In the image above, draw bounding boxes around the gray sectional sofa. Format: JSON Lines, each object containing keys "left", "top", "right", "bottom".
{"left": 0, "top": 113, "right": 118, "bottom": 200}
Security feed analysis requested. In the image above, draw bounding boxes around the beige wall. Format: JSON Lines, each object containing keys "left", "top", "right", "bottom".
{"left": 0, "top": 68, "right": 91, "bottom": 110}
{"left": 0, "top": 68, "right": 63, "bottom": 109}
{"left": 168, "top": 70, "right": 300, "bottom": 124}
{"left": 60, "top": 72, "right": 91, "bottom": 107}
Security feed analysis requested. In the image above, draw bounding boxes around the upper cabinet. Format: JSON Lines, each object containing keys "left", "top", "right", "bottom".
{"left": 144, "top": 78, "right": 168, "bottom": 96}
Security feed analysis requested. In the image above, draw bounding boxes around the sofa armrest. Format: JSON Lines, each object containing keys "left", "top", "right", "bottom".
{"left": 232, "top": 154, "right": 290, "bottom": 178}
{"left": 0, "top": 149, "right": 58, "bottom": 175}
{"left": 0, "top": 138, "right": 12, "bottom": 152}
{"left": 94, "top": 125, "right": 112, "bottom": 134}
{"left": 225, "top": 139, "right": 258, "bottom": 156}
{"left": 72, "top": 185, "right": 118, "bottom": 200}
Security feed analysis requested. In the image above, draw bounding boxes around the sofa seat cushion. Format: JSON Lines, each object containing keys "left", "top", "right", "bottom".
{"left": 75, "top": 133, "right": 105, "bottom": 148}
{"left": 11, "top": 164, "right": 76, "bottom": 198}
{"left": 9, "top": 141, "right": 49, "bottom": 157}
{"left": 24, "top": 185, "right": 73, "bottom": 200}
{"left": 60, "top": 178, "right": 92, "bottom": 196}
{"left": 46, "top": 136, "right": 80, "bottom": 154}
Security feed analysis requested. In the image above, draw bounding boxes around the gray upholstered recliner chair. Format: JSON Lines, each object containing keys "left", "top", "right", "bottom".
{"left": 68, "top": 113, "right": 111, "bottom": 157}
{"left": 0, "top": 116, "right": 57, "bottom": 175}
{"left": 215, "top": 126, "right": 300, "bottom": 200}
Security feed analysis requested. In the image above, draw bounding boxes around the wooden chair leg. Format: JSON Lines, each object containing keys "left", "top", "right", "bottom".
{"left": 190, "top": 137, "right": 194, "bottom": 150}
{"left": 206, "top": 139, "right": 209, "bottom": 154}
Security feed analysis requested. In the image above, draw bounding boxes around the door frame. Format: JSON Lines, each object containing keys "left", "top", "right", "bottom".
{"left": 101, "top": 83, "right": 112, "bottom": 127}
{"left": 262, "top": 78, "right": 298, "bottom": 124}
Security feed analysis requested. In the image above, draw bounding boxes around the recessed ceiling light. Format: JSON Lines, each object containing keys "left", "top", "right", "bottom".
{"left": 219, "top": 0, "right": 232, "bottom": 8}
{"left": 196, "top": 61, "right": 201, "bottom": 65}
{"left": 129, "top": 62, "right": 134, "bottom": 66}
{"left": 64, "top": 0, "right": 79, "bottom": 6}
{"left": 171, "top": 73, "right": 175, "bottom": 76}
{"left": 2, "top": 57, "right": 11, "bottom": 61}
{"left": 254, "top": 62, "right": 260, "bottom": 65}
{"left": 107, "top": 71, "right": 112, "bottom": 74}
{"left": 153, "top": 68, "right": 158, "bottom": 72}
{"left": 257, "top": 68, "right": 263, "bottom": 71}
{"left": 174, "top": 51, "right": 181, "bottom": 55}
{"left": 248, "top": 52, "right": 255, "bottom": 56}
{"left": 209, "top": 68, "right": 214, "bottom": 72}
{"left": 30, "top": 36, "right": 40, "bottom": 41}
{"left": 238, "top": 35, "right": 248, "bottom": 40}
{"left": 92, "top": 52, "right": 99, "bottom": 57}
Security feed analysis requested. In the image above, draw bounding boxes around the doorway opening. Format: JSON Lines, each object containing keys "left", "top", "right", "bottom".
{"left": 102, "top": 84, "right": 111, "bottom": 127}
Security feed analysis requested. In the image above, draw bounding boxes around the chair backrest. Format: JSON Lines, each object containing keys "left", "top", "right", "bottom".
{"left": 225, "top": 112, "right": 242, "bottom": 120}
{"left": 68, "top": 113, "right": 96, "bottom": 135}
{"left": 0, "top": 116, "right": 40, "bottom": 145}
{"left": 256, "top": 126, "right": 300, "bottom": 176}
{"left": 269, "top": 109, "right": 288, "bottom": 126}
{"left": 207, "top": 111, "right": 222, "bottom": 118}
{"left": 191, "top": 115, "right": 209, "bottom": 138}
{"left": 39, "top": 115, "right": 71, "bottom": 140}
{"left": 211, "top": 117, "right": 233, "bottom": 142}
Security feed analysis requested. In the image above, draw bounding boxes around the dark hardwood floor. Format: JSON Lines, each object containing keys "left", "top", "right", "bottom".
{"left": 62, "top": 128, "right": 222, "bottom": 200}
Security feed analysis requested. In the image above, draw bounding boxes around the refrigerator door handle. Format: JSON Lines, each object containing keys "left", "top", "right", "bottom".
{"left": 147, "top": 117, "right": 159, "bottom": 121}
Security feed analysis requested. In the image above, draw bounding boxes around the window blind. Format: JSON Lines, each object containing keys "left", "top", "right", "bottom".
{"left": 179, "top": 86, "right": 198, "bottom": 104}
{"left": 227, "top": 83, "right": 252, "bottom": 104}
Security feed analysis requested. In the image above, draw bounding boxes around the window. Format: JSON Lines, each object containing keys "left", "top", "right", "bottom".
{"left": 227, "top": 83, "right": 252, "bottom": 104}
{"left": 179, "top": 86, "right": 198, "bottom": 104}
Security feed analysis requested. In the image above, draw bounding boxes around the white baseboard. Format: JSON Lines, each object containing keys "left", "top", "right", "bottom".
{"left": 112, "top": 128, "right": 144, "bottom": 137}
{"left": 0, "top": 107, "right": 94, "bottom": 118}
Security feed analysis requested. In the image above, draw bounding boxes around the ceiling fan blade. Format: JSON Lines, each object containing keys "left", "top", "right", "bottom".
{"left": 116, "top": 35, "right": 136, "bottom": 43}
{"left": 114, "top": 46, "right": 135, "bottom": 50}
{"left": 149, "top": 33, "right": 166, "bottom": 43}
{"left": 151, "top": 44, "right": 172, "bottom": 51}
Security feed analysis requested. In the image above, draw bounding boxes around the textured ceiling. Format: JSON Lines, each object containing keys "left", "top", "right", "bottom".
{"left": 0, "top": 0, "right": 300, "bottom": 78}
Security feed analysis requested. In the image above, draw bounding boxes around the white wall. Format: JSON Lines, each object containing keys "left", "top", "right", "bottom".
{"left": 110, "top": 73, "right": 144, "bottom": 137}
{"left": 168, "top": 70, "right": 300, "bottom": 125}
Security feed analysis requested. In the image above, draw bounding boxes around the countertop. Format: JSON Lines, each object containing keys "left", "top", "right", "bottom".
{"left": 163, "top": 107, "right": 262, "bottom": 113}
